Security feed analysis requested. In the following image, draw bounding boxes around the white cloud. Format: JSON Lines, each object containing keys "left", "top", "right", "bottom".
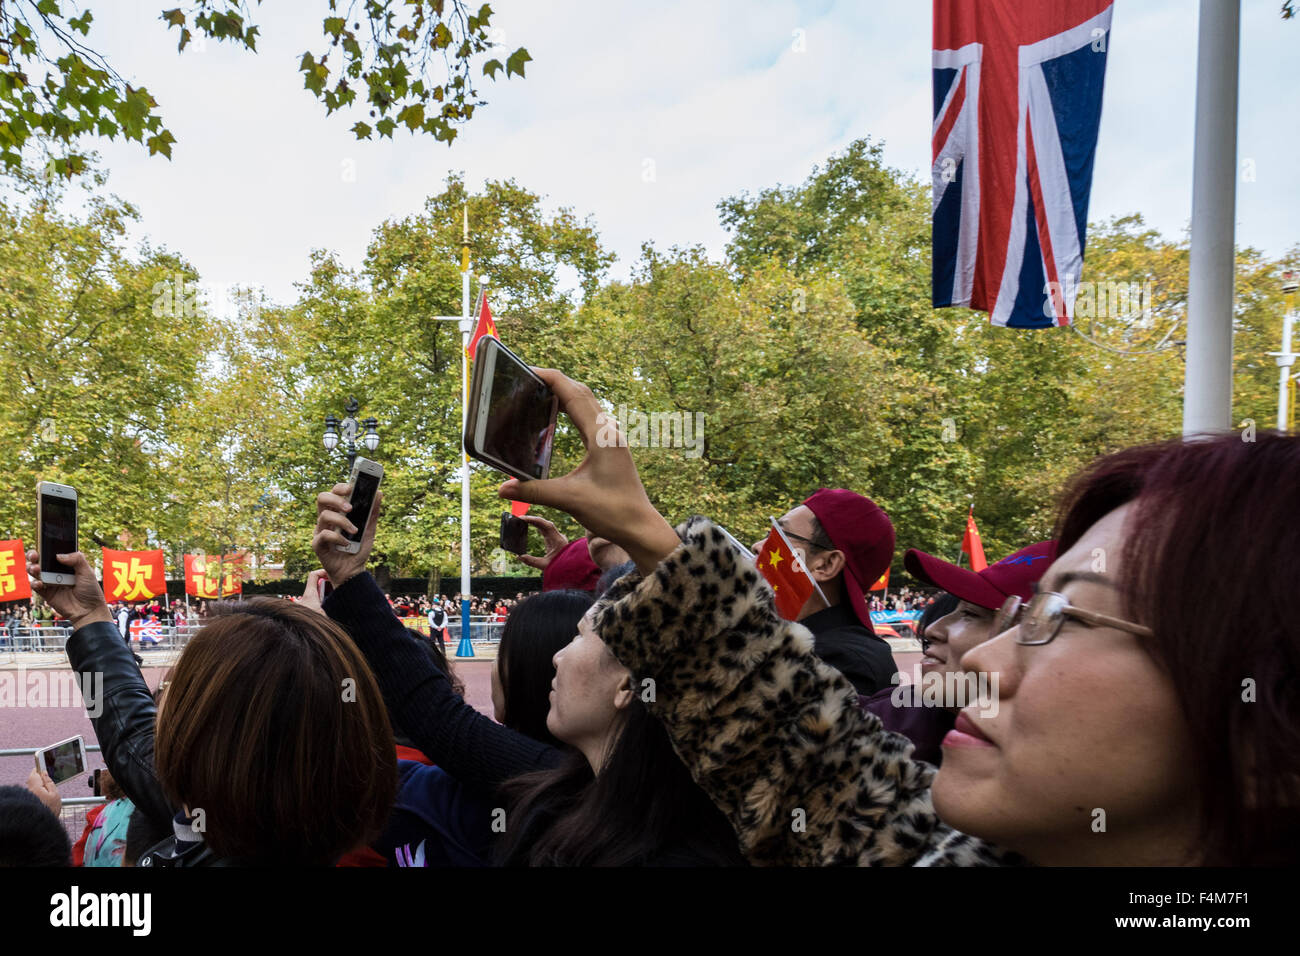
{"left": 66, "top": 0, "right": 1300, "bottom": 312}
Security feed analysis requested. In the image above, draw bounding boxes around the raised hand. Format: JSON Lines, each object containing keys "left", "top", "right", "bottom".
{"left": 312, "top": 483, "right": 383, "bottom": 588}
{"left": 496, "top": 368, "right": 681, "bottom": 576}
{"left": 25, "top": 550, "right": 111, "bottom": 630}
{"left": 514, "top": 513, "right": 569, "bottom": 571}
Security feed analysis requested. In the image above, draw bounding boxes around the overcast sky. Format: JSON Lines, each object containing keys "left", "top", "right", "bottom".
{"left": 64, "top": 0, "right": 1300, "bottom": 309}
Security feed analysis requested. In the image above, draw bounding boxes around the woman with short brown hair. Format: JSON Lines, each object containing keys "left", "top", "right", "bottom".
{"left": 27, "top": 552, "right": 397, "bottom": 867}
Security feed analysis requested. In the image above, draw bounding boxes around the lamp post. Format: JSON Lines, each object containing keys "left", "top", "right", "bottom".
{"left": 1270, "top": 271, "right": 1299, "bottom": 433}
{"left": 323, "top": 397, "right": 379, "bottom": 470}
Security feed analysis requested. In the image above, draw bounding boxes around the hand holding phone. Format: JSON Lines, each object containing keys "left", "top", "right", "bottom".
{"left": 37, "top": 482, "right": 78, "bottom": 586}
{"left": 34, "top": 735, "right": 87, "bottom": 786}
{"left": 464, "top": 338, "right": 559, "bottom": 482}
{"left": 312, "top": 479, "right": 384, "bottom": 588}
{"left": 24, "top": 547, "right": 111, "bottom": 630}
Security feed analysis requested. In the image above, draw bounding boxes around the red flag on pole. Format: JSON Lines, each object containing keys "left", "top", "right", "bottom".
{"left": 0, "top": 540, "right": 32, "bottom": 601}
{"left": 465, "top": 291, "right": 499, "bottom": 360}
{"left": 961, "top": 506, "right": 987, "bottom": 571}
{"left": 102, "top": 548, "right": 167, "bottom": 602}
{"left": 869, "top": 568, "right": 890, "bottom": 592}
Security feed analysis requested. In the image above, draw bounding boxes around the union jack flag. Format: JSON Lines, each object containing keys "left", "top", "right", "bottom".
{"left": 932, "top": 0, "right": 1113, "bottom": 328}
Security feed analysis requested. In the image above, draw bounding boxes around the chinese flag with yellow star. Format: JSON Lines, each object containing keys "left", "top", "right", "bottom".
{"left": 0, "top": 540, "right": 32, "bottom": 601}
{"left": 756, "top": 527, "right": 814, "bottom": 620}
{"left": 102, "top": 549, "right": 167, "bottom": 602}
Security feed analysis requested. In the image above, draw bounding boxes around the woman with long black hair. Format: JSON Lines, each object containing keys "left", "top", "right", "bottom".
{"left": 312, "top": 494, "right": 745, "bottom": 867}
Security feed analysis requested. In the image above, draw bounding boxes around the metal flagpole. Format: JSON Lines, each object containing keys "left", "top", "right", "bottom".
{"left": 456, "top": 205, "right": 475, "bottom": 658}
{"left": 1182, "top": 0, "right": 1240, "bottom": 437}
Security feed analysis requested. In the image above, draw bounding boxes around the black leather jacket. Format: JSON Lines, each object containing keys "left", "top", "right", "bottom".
{"left": 66, "top": 620, "right": 175, "bottom": 831}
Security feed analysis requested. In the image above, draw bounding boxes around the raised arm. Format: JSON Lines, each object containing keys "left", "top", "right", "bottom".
{"left": 26, "top": 551, "right": 175, "bottom": 831}
{"left": 498, "top": 369, "right": 1010, "bottom": 866}
{"left": 312, "top": 485, "right": 562, "bottom": 797}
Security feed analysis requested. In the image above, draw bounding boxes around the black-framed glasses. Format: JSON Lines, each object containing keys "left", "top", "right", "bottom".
{"left": 778, "top": 524, "right": 829, "bottom": 552}
{"left": 992, "top": 592, "right": 1153, "bottom": 645}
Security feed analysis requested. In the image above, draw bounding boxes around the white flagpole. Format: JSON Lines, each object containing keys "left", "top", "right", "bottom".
{"left": 457, "top": 204, "right": 475, "bottom": 658}
{"left": 1182, "top": 0, "right": 1240, "bottom": 437}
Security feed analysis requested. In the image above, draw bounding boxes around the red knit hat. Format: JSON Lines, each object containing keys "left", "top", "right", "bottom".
{"left": 802, "top": 489, "right": 895, "bottom": 632}
{"left": 542, "top": 537, "right": 602, "bottom": 592}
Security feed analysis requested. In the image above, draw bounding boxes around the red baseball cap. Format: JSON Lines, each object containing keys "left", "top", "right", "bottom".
{"left": 903, "top": 540, "right": 1057, "bottom": 610}
{"left": 542, "top": 537, "right": 602, "bottom": 592}
{"left": 802, "top": 489, "right": 895, "bottom": 632}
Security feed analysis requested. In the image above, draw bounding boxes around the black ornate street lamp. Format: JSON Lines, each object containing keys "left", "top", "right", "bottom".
{"left": 323, "top": 397, "right": 379, "bottom": 469}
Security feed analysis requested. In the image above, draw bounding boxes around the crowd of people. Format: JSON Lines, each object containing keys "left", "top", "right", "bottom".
{"left": 1, "top": 365, "right": 1297, "bottom": 869}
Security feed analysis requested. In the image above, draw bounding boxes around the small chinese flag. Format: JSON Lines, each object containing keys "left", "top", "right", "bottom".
{"left": 510, "top": 499, "right": 530, "bottom": 517}
{"left": 465, "top": 291, "right": 499, "bottom": 360}
{"left": 0, "top": 540, "right": 32, "bottom": 601}
{"left": 869, "top": 568, "right": 890, "bottom": 592}
{"left": 102, "top": 549, "right": 167, "bottom": 602}
{"left": 961, "top": 506, "right": 987, "bottom": 572}
{"left": 756, "top": 527, "right": 814, "bottom": 620}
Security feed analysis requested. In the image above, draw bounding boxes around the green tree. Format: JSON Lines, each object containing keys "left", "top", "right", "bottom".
{"left": 0, "top": 1, "right": 530, "bottom": 175}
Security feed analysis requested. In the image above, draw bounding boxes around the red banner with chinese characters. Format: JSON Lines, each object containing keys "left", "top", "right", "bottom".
{"left": 185, "top": 553, "right": 243, "bottom": 599}
{"left": 102, "top": 549, "right": 167, "bottom": 602}
{"left": 0, "top": 539, "right": 32, "bottom": 601}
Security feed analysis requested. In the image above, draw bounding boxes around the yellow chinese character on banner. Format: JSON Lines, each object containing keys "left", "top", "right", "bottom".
{"left": 0, "top": 549, "right": 16, "bottom": 594}
{"left": 111, "top": 558, "right": 155, "bottom": 601}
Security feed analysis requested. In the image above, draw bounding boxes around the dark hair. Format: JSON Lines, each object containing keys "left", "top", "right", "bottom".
{"left": 1054, "top": 431, "right": 1300, "bottom": 865}
{"left": 154, "top": 597, "right": 397, "bottom": 865}
{"left": 596, "top": 560, "right": 636, "bottom": 598}
{"left": 496, "top": 698, "right": 745, "bottom": 866}
{"left": 918, "top": 591, "right": 960, "bottom": 641}
{"left": 0, "top": 785, "right": 71, "bottom": 866}
{"left": 805, "top": 513, "right": 835, "bottom": 552}
{"left": 124, "top": 806, "right": 171, "bottom": 867}
{"left": 497, "top": 590, "right": 593, "bottom": 748}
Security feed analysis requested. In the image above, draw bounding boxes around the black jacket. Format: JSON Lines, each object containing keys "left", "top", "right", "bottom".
{"left": 66, "top": 620, "right": 175, "bottom": 830}
{"left": 66, "top": 621, "right": 226, "bottom": 867}
{"left": 800, "top": 604, "right": 899, "bottom": 695}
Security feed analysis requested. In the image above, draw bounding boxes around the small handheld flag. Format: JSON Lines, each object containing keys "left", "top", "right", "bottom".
{"left": 757, "top": 518, "right": 829, "bottom": 620}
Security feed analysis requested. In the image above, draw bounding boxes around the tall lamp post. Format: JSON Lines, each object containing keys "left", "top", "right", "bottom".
{"left": 1270, "top": 271, "right": 1299, "bottom": 433}
{"left": 323, "top": 397, "right": 380, "bottom": 470}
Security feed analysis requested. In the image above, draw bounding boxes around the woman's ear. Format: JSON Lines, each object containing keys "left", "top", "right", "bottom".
{"left": 612, "top": 670, "right": 636, "bottom": 711}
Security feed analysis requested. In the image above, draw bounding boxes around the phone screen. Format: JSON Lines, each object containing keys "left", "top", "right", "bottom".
{"left": 41, "top": 738, "right": 85, "bottom": 785}
{"left": 40, "top": 495, "right": 77, "bottom": 574}
{"left": 482, "top": 345, "right": 557, "bottom": 480}
{"left": 345, "top": 471, "right": 380, "bottom": 544}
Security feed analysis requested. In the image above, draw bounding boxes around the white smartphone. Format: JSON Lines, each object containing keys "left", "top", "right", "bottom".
{"left": 34, "top": 734, "right": 87, "bottom": 786}
{"left": 337, "top": 457, "right": 383, "bottom": 554}
{"left": 463, "top": 337, "right": 559, "bottom": 482}
{"left": 36, "top": 481, "right": 78, "bottom": 586}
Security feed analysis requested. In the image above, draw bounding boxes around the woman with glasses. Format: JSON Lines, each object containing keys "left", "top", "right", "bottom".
{"left": 502, "top": 367, "right": 1299, "bottom": 866}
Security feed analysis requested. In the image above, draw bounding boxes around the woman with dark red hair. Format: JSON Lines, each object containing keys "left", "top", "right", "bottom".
{"left": 504, "top": 367, "right": 1299, "bottom": 866}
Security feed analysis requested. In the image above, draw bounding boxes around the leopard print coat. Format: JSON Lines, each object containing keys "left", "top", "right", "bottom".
{"left": 592, "top": 516, "right": 1016, "bottom": 866}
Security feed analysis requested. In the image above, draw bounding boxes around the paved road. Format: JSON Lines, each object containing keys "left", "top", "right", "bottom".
{"left": 2, "top": 650, "right": 922, "bottom": 793}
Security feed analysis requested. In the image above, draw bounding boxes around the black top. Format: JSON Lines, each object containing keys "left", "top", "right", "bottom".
{"left": 800, "top": 603, "right": 899, "bottom": 695}
{"left": 323, "top": 570, "right": 563, "bottom": 801}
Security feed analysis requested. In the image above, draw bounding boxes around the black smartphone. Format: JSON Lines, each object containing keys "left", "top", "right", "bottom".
{"left": 500, "top": 513, "right": 529, "bottom": 554}
{"left": 464, "top": 337, "right": 559, "bottom": 482}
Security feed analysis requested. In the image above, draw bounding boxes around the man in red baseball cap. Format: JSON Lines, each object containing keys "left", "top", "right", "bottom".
{"left": 756, "top": 489, "right": 898, "bottom": 695}
{"left": 859, "top": 539, "right": 1057, "bottom": 765}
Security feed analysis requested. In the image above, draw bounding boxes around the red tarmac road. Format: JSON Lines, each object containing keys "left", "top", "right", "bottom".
{"left": 2, "top": 651, "right": 922, "bottom": 792}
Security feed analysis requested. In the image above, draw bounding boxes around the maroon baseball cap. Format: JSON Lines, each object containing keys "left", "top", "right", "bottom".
{"left": 802, "top": 489, "right": 895, "bottom": 632}
{"left": 542, "top": 537, "right": 602, "bottom": 592}
{"left": 903, "top": 540, "right": 1058, "bottom": 610}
